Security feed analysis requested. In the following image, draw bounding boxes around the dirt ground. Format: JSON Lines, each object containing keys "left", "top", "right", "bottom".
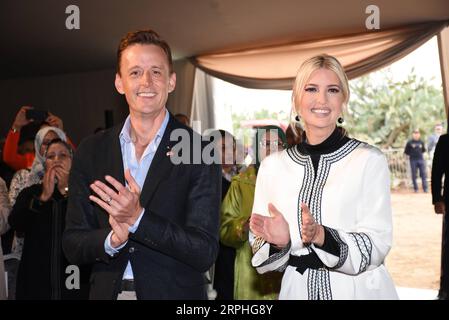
{"left": 387, "top": 190, "right": 442, "bottom": 290}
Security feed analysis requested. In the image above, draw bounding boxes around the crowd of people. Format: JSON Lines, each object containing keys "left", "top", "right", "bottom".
{"left": 0, "top": 29, "right": 448, "bottom": 300}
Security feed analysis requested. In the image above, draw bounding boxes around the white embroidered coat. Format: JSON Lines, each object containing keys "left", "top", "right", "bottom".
{"left": 251, "top": 140, "right": 398, "bottom": 300}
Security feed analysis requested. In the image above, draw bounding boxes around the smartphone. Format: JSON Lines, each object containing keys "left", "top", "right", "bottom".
{"left": 26, "top": 109, "right": 49, "bottom": 122}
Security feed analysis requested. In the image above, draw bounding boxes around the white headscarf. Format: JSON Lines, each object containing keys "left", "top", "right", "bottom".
{"left": 27, "top": 126, "right": 67, "bottom": 185}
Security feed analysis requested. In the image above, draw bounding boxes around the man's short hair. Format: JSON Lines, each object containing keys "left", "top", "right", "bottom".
{"left": 117, "top": 29, "right": 174, "bottom": 75}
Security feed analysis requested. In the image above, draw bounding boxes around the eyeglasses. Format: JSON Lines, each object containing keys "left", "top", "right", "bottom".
{"left": 46, "top": 152, "right": 71, "bottom": 161}
{"left": 259, "top": 140, "right": 285, "bottom": 148}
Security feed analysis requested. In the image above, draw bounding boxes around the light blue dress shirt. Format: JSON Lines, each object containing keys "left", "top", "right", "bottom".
{"left": 104, "top": 109, "right": 169, "bottom": 280}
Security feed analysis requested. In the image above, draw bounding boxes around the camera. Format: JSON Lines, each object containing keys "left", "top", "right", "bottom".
{"left": 25, "top": 109, "right": 49, "bottom": 122}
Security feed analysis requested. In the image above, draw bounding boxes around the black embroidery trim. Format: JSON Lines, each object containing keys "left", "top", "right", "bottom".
{"left": 287, "top": 139, "right": 361, "bottom": 300}
{"left": 321, "top": 269, "right": 333, "bottom": 300}
{"left": 328, "top": 227, "right": 349, "bottom": 270}
{"left": 348, "top": 232, "right": 373, "bottom": 273}
{"left": 258, "top": 241, "right": 291, "bottom": 269}
{"left": 316, "top": 226, "right": 340, "bottom": 256}
{"left": 315, "top": 226, "right": 349, "bottom": 269}
{"left": 308, "top": 269, "right": 317, "bottom": 300}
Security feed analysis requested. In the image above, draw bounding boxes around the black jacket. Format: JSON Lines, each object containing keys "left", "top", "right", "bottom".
{"left": 213, "top": 176, "right": 235, "bottom": 300}
{"left": 62, "top": 113, "right": 221, "bottom": 300}
{"left": 432, "top": 134, "right": 449, "bottom": 205}
{"left": 9, "top": 184, "right": 90, "bottom": 300}
{"left": 404, "top": 139, "right": 426, "bottom": 160}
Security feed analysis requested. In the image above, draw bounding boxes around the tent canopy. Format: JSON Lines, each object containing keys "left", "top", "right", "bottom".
{"left": 193, "top": 22, "right": 447, "bottom": 89}
{"left": 1, "top": 0, "right": 448, "bottom": 79}
{"left": 1, "top": 0, "right": 448, "bottom": 139}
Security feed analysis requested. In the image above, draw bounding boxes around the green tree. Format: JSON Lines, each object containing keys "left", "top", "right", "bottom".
{"left": 346, "top": 69, "right": 445, "bottom": 148}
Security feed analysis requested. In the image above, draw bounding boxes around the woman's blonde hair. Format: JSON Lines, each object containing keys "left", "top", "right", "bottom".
{"left": 290, "top": 54, "right": 349, "bottom": 131}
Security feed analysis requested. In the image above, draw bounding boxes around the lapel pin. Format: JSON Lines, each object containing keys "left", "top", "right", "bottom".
{"left": 166, "top": 145, "right": 173, "bottom": 157}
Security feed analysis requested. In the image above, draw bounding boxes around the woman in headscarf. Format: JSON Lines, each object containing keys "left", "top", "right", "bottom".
{"left": 9, "top": 139, "right": 89, "bottom": 299}
{"left": 220, "top": 125, "right": 287, "bottom": 300}
{"left": 5, "top": 126, "right": 68, "bottom": 299}
{"left": 9, "top": 126, "right": 67, "bottom": 207}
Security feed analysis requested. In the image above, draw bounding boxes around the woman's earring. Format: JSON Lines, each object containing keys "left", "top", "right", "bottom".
{"left": 337, "top": 117, "right": 344, "bottom": 124}
{"left": 295, "top": 115, "right": 300, "bottom": 122}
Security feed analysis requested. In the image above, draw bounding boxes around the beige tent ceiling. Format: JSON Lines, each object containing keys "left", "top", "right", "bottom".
{"left": 1, "top": 0, "right": 448, "bottom": 79}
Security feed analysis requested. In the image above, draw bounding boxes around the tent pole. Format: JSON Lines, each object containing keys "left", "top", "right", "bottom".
{"left": 437, "top": 26, "right": 449, "bottom": 130}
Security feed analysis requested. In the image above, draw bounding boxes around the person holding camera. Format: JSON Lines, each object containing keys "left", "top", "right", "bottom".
{"left": 3, "top": 106, "right": 67, "bottom": 172}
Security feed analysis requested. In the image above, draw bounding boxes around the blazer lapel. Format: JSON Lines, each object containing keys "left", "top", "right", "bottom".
{"left": 139, "top": 115, "right": 178, "bottom": 209}
{"left": 108, "top": 123, "right": 126, "bottom": 186}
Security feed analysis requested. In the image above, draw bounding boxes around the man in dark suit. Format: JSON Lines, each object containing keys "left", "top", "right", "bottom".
{"left": 432, "top": 132, "right": 449, "bottom": 299}
{"left": 62, "top": 30, "right": 221, "bottom": 300}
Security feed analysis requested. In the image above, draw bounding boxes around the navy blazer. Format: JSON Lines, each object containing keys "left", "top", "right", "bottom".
{"left": 62, "top": 113, "right": 221, "bottom": 299}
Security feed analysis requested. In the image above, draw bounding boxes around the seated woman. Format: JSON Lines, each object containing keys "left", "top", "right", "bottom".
{"left": 8, "top": 139, "right": 89, "bottom": 300}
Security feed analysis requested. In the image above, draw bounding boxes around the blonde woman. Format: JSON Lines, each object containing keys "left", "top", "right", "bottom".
{"left": 250, "top": 54, "right": 398, "bottom": 300}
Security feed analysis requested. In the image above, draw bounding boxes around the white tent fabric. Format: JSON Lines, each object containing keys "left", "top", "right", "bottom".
{"left": 190, "top": 69, "right": 216, "bottom": 133}
{"left": 438, "top": 26, "right": 449, "bottom": 118}
{"left": 192, "top": 21, "right": 448, "bottom": 90}
{"left": 167, "top": 59, "right": 196, "bottom": 120}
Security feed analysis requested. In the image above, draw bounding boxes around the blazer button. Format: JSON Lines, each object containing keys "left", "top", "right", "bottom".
{"left": 129, "top": 247, "right": 135, "bottom": 253}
